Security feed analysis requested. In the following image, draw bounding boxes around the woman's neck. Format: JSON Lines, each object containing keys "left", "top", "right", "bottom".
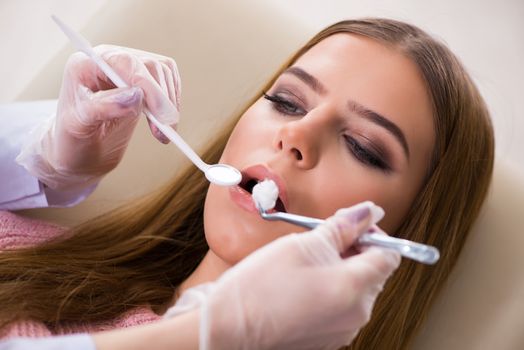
{"left": 167, "top": 250, "right": 231, "bottom": 311}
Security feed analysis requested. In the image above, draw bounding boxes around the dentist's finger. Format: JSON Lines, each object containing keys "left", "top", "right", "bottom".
{"left": 76, "top": 86, "right": 144, "bottom": 123}
{"left": 322, "top": 202, "right": 384, "bottom": 254}
{"left": 343, "top": 246, "right": 401, "bottom": 291}
{"left": 146, "top": 118, "right": 171, "bottom": 144}
{"left": 295, "top": 203, "right": 376, "bottom": 266}
{"left": 97, "top": 48, "right": 179, "bottom": 126}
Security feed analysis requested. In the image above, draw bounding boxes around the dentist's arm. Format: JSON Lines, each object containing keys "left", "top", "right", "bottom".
{"left": 0, "top": 100, "right": 98, "bottom": 211}
{"left": 1, "top": 46, "right": 181, "bottom": 211}
{"left": 93, "top": 309, "right": 200, "bottom": 350}
{"left": 0, "top": 310, "right": 198, "bottom": 350}
{"left": 1, "top": 203, "right": 399, "bottom": 349}
{"left": 150, "top": 203, "right": 399, "bottom": 350}
{"left": 0, "top": 334, "right": 95, "bottom": 350}
{"left": 194, "top": 202, "right": 400, "bottom": 350}
{"left": 13, "top": 46, "right": 181, "bottom": 197}
{"left": 95, "top": 202, "right": 400, "bottom": 350}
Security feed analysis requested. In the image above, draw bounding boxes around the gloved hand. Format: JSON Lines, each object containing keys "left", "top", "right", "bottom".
{"left": 166, "top": 201, "right": 401, "bottom": 350}
{"left": 16, "top": 45, "right": 181, "bottom": 190}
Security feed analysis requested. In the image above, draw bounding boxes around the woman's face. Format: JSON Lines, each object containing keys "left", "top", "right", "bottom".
{"left": 204, "top": 33, "right": 435, "bottom": 264}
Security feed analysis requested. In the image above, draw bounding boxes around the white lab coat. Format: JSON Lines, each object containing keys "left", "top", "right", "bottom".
{"left": 0, "top": 100, "right": 96, "bottom": 211}
{"left": 0, "top": 101, "right": 98, "bottom": 349}
{"left": 0, "top": 335, "right": 96, "bottom": 350}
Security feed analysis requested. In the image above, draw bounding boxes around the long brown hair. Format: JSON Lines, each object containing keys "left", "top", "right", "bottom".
{"left": 0, "top": 18, "right": 494, "bottom": 349}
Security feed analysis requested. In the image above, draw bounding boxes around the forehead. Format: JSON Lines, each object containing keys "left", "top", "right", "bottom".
{"left": 292, "top": 33, "right": 435, "bottom": 169}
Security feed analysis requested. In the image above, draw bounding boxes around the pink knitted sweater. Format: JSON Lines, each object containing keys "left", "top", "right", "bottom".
{"left": 0, "top": 210, "right": 162, "bottom": 339}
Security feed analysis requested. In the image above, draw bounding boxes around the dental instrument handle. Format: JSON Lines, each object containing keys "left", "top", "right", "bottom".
{"left": 51, "top": 15, "right": 210, "bottom": 174}
{"left": 357, "top": 233, "right": 440, "bottom": 265}
{"left": 142, "top": 112, "right": 209, "bottom": 172}
{"left": 259, "top": 210, "right": 439, "bottom": 265}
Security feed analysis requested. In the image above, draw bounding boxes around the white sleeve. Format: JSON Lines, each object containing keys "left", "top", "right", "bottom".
{"left": 0, "top": 100, "right": 97, "bottom": 211}
{"left": 0, "top": 334, "right": 96, "bottom": 350}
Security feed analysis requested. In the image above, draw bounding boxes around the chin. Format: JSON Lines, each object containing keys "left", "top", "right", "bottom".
{"left": 203, "top": 184, "right": 260, "bottom": 265}
{"left": 203, "top": 221, "right": 272, "bottom": 265}
{"left": 203, "top": 184, "right": 290, "bottom": 265}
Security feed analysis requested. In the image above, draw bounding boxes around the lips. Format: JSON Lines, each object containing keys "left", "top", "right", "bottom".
{"left": 229, "top": 164, "right": 288, "bottom": 214}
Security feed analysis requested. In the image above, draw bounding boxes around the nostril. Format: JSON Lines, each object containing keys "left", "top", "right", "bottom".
{"left": 292, "top": 148, "right": 303, "bottom": 161}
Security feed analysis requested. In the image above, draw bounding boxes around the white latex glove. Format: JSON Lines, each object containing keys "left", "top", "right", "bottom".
{"left": 16, "top": 45, "right": 181, "bottom": 190}
{"left": 166, "top": 201, "right": 401, "bottom": 350}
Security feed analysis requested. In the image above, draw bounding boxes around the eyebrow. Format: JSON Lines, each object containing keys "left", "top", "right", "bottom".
{"left": 284, "top": 66, "right": 327, "bottom": 95}
{"left": 283, "top": 66, "right": 410, "bottom": 160}
{"left": 347, "top": 100, "right": 410, "bottom": 159}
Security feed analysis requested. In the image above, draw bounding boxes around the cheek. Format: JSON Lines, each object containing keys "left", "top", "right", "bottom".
{"left": 303, "top": 161, "right": 414, "bottom": 233}
{"left": 202, "top": 185, "right": 253, "bottom": 264}
{"left": 306, "top": 166, "right": 386, "bottom": 218}
{"left": 219, "top": 104, "right": 274, "bottom": 164}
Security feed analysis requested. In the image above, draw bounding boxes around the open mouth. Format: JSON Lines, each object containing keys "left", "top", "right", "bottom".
{"left": 238, "top": 176, "right": 287, "bottom": 213}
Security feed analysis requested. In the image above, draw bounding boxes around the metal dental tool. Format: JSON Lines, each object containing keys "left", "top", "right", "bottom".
{"left": 257, "top": 205, "right": 440, "bottom": 265}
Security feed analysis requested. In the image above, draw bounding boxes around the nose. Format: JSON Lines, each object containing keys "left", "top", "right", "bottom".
{"left": 273, "top": 115, "right": 325, "bottom": 169}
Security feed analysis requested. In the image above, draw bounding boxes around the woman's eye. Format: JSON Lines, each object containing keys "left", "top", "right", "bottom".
{"left": 263, "top": 93, "right": 306, "bottom": 116}
{"left": 345, "top": 136, "right": 391, "bottom": 172}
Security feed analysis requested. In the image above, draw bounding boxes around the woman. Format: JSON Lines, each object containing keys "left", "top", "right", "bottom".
{"left": 0, "top": 18, "right": 494, "bottom": 349}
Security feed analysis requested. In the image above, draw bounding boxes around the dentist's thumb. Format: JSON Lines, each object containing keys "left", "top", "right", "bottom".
{"left": 318, "top": 201, "right": 385, "bottom": 255}
{"left": 74, "top": 85, "right": 144, "bottom": 123}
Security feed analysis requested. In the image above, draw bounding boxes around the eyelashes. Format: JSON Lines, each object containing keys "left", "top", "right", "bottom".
{"left": 344, "top": 136, "right": 391, "bottom": 171}
{"left": 263, "top": 92, "right": 391, "bottom": 172}
{"left": 263, "top": 93, "right": 306, "bottom": 116}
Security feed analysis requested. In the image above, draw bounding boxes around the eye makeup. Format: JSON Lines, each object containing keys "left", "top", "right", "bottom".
{"left": 345, "top": 134, "right": 392, "bottom": 172}
{"left": 263, "top": 93, "right": 306, "bottom": 116}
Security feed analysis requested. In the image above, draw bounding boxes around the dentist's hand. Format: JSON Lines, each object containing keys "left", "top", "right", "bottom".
{"left": 166, "top": 202, "right": 401, "bottom": 350}
{"left": 17, "top": 45, "right": 181, "bottom": 190}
